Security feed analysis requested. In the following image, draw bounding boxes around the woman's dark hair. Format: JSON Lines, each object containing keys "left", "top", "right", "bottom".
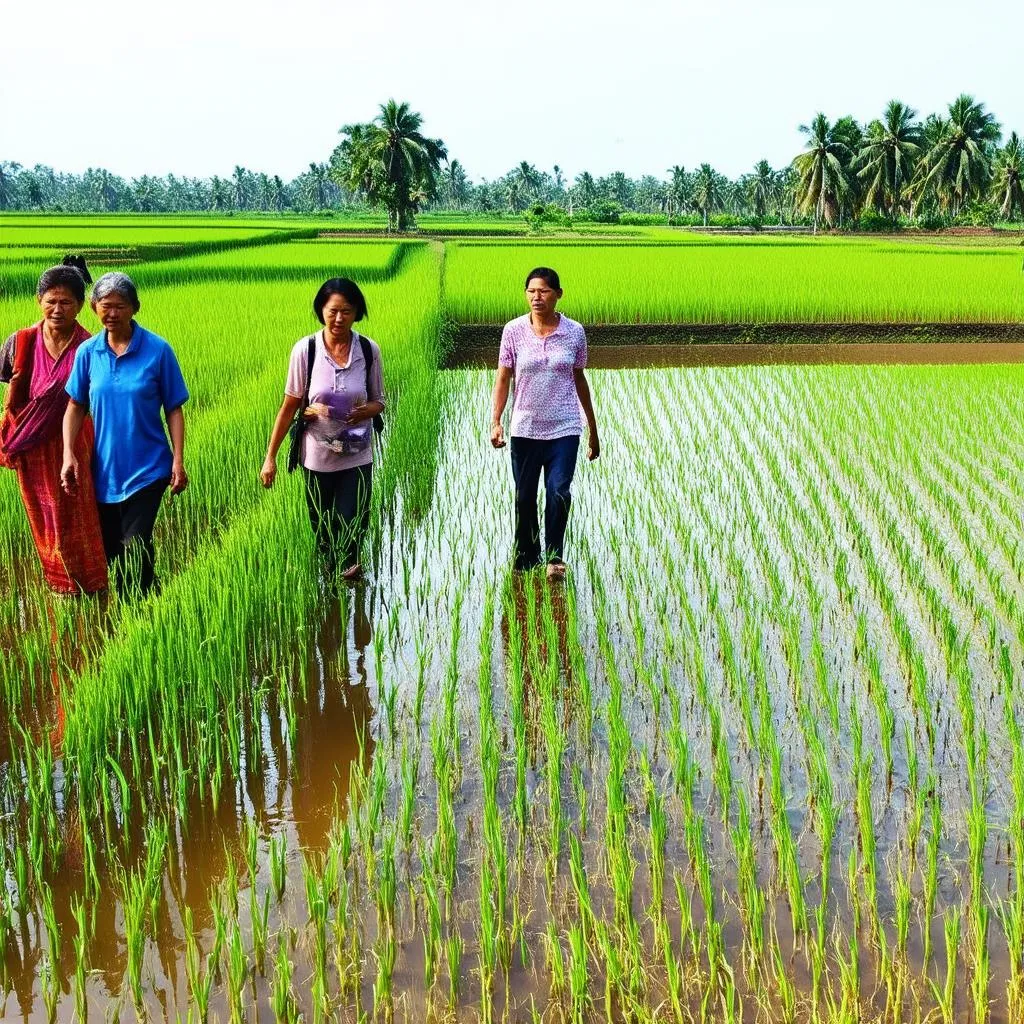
{"left": 313, "top": 278, "right": 368, "bottom": 324}
{"left": 524, "top": 266, "right": 561, "bottom": 291}
{"left": 37, "top": 255, "right": 92, "bottom": 302}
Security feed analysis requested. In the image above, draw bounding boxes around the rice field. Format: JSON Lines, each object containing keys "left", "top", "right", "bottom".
{"left": 445, "top": 241, "right": 1024, "bottom": 325}
{"left": 1, "top": 220, "right": 1024, "bottom": 1022}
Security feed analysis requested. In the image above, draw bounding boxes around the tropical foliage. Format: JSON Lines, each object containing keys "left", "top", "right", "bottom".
{"left": 2, "top": 94, "right": 1021, "bottom": 227}
{"left": 330, "top": 100, "right": 447, "bottom": 231}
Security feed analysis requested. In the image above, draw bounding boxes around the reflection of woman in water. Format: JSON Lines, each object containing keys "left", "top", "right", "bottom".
{"left": 261, "top": 279, "right": 385, "bottom": 582}
{"left": 291, "top": 585, "right": 375, "bottom": 851}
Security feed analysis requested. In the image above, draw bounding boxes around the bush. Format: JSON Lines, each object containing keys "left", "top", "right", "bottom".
{"left": 954, "top": 200, "right": 998, "bottom": 227}
{"left": 524, "top": 202, "right": 570, "bottom": 230}
{"left": 915, "top": 210, "right": 950, "bottom": 231}
{"left": 858, "top": 210, "right": 897, "bottom": 232}
{"left": 619, "top": 212, "right": 668, "bottom": 226}
{"left": 583, "top": 200, "right": 624, "bottom": 224}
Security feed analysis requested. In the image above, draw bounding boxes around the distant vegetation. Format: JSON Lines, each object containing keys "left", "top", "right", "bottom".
{"left": 2, "top": 94, "right": 1021, "bottom": 229}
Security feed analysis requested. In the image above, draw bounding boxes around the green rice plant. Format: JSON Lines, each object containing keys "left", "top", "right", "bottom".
{"left": 929, "top": 907, "right": 960, "bottom": 1024}
{"left": 227, "top": 921, "right": 248, "bottom": 1021}
{"left": 251, "top": 883, "right": 271, "bottom": 975}
{"left": 271, "top": 930, "right": 299, "bottom": 1024}
{"left": 269, "top": 832, "right": 287, "bottom": 902}
{"left": 373, "top": 926, "right": 397, "bottom": 1023}
{"left": 184, "top": 906, "right": 213, "bottom": 1022}
{"left": 567, "top": 924, "right": 590, "bottom": 1024}
{"left": 71, "top": 894, "right": 89, "bottom": 1022}
{"left": 445, "top": 932, "right": 463, "bottom": 1010}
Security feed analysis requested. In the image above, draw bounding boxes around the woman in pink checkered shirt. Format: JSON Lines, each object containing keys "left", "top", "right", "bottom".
{"left": 490, "top": 267, "right": 600, "bottom": 580}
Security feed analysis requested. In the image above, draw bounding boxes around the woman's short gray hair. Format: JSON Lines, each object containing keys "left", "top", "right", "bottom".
{"left": 91, "top": 272, "right": 140, "bottom": 312}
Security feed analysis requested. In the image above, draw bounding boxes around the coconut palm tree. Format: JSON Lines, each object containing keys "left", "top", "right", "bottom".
{"left": 748, "top": 160, "right": 780, "bottom": 220}
{"left": 440, "top": 159, "right": 469, "bottom": 209}
{"left": 911, "top": 94, "right": 1001, "bottom": 216}
{"left": 516, "top": 161, "right": 542, "bottom": 199}
{"left": 854, "top": 100, "right": 923, "bottom": 219}
{"left": 332, "top": 100, "right": 447, "bottom": 231}
{"left": 692, "top": 164, "right": 724, "bottom": 226}
{"left": 991, "top": 133, "right": 1024, "bottom": 222}
{"left": 667, "top": 165, "right": 691, "bottom": 218}
{"left": 573, "top": 171, "right": 598, "bottom": 212}
{"left": 793, "top": 113, "right": 855, "bottom": 232}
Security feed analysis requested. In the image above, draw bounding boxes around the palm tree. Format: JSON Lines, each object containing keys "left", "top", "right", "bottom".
{"left": 516, "top": 161, "right": 542, "bottom": 199}
{"left": 232, "top": 166, "right": 249, "bottom": 210}
{"left": 0, "top": 161, "right": 21, "bottom": 210}
{"left": 440, "top": 159, "right": 469, "bottom": 209}
{"left": 271, "top": 176, "right": 285, "bottom": 213}
{"left": 748, "top": 160, "right": 780, "bottom": 220}
{"left": 667, "top": 165, "right": 690, "bottom": 218}
{"left": 991, "top": 133, "right": 1024, "bottom": 222}
{"left": 505, "top": 177, "right": 524, "bottom": 213}
{"left": 854, "top": 100, "right": 923, "bottom": 219}
{"left": 306, "top": 163, "right": 329, "bottom": 210}
{"left": 332, "top": 100, "right": 447, "bottom": 231}
{"left": 574, "top": 172, "right": 598, "bottom": 211}
{"left": 691, "top": 164, "right": 724, "bottom": 226}
{"left": 912, "top": 94, "right": 1001, "bottom": 216}
{"left": 793, "top": 113, "right": 854, "bottom": 232}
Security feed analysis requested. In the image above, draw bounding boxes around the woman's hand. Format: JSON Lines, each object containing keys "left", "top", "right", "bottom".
{"left": 587, "top": 431, "right": 601, "bottom": 461}
{"left": 304, "top": 402, "right": 329, "bottom": 420}
{"left": 344, "top": 404, "right": 372, "bottom": 425}
{"left": 260, "top": 455, "right": 277, "bottom": 489}
{"left": 60, "top": 452, "right": 80, "bottom": 495}
{"left": 490, "top": 422, "right": 506, "bottom": 449}
{"left": 170, "top": 461, "right": 189, "bottom": 495}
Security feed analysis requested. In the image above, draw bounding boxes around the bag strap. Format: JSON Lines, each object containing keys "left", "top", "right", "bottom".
{"left": 359, "top": 335, "right": 373, "bottom": 399}
{"left": 2, "top": 327, "right": 39, "bottom": 418}
{"left": 357, "top": 334, "right": 385, "bottom": 435}
{"left": 301, "top": 335, "right": 316, "bottom": 408}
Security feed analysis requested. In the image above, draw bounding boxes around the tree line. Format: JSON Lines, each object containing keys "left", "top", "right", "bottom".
{"left": 2, "top": 95, "right": 1021, "bottom": 229}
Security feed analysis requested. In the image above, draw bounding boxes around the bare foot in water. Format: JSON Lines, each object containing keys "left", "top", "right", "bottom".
{"left": 546, "top": 561, "right": 567, "bottom": 582}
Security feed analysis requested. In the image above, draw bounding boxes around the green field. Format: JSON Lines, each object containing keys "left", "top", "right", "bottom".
{"left": 445, "top": 239, "right": 1024, "bottom": 324}
{"left": 1, "top": 218, "right": 1023, "bottom": 1022}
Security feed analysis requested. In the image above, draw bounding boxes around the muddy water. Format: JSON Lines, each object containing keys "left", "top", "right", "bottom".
{"left": 0, "top": 584, "right": 376, "bottom": 1021}
{"left": 5, "top": 360, "right": 1024, "bottom": 1020}
{"left": 451, "top": 340, "right": 1024, "bottom": 368}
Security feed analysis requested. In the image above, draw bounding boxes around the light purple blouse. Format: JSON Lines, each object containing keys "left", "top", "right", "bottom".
{"left": 498, "top": 314, "right": 587, "bottom": 440}
{"left": 285, "top": 330, "right": 385, "bottom": 473}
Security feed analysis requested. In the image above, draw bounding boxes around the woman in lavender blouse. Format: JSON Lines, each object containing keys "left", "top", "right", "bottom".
{"left": 261, "top": 278, "right": 385, "bottom": 582}
{"left": 490, "top": 267, "right": 600, "bottom": 580}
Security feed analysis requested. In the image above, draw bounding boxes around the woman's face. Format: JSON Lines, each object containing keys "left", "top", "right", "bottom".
{"left": 322, "top": 294, "right": 358, "bottom": 336}
{"left": 526, "top": 277, "right": 561, "bottom": 318}
{"left": 38, "top": 286, "right": 83, "bottom": 330}
{"left": 93, "top": 293, "right": 136, "bottom": 335}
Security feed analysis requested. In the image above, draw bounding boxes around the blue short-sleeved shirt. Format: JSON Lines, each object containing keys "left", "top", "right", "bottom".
{"left": 66, "top": 322, "right": 189, "bottom": 503}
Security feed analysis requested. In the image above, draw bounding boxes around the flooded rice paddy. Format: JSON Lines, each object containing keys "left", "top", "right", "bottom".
{"left": 3, "top": 358, "right": 1024, "bottom": 1022}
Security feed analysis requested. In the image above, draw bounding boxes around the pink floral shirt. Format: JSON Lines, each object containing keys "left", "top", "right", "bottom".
{"left": 498, "top": 314, "right": 587, "bottom": 440}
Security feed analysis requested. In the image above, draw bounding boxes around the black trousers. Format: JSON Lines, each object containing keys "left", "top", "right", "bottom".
{"left": 97, "top": 477, "right": 168, "bottom": 597}
{"left": 303, "top": 463, "right": 372, "bottom": 573}
{"left": 509, "top": 435, "right": 580, "bottom": 571}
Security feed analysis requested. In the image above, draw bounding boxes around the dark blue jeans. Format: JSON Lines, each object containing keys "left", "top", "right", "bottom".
{"left": 509, "top": 435, "right": 580, "bottom": 570}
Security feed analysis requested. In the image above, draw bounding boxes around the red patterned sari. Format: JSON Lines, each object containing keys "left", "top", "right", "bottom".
{"left": 0, "top": 323, "right": 108, "bottom": 594}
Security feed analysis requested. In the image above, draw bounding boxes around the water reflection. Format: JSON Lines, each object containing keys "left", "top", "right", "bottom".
{"left": 0, "top": 579, "right": 377, "bottom": 1018}
{"left": 292, "top": 583, "right": 376, "bottom": 850}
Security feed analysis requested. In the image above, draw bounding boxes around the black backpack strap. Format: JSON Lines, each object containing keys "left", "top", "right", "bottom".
{"left": 358, "top": 334, "right": 374, "bottom": 398}
{"left": 358, "top": 335, "right": 385, "bottom": 434}
{"left": 302, "top": 335, "right": 316, "bottom": 407}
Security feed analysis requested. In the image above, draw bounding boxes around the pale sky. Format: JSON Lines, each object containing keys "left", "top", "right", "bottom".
{"left": 2, "top": 0, "right": 1021, "bottom": 183}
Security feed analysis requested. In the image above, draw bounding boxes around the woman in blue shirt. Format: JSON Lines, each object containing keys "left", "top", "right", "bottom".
{"left": 62, "top": 272, "right": 189, "bottom": 596}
